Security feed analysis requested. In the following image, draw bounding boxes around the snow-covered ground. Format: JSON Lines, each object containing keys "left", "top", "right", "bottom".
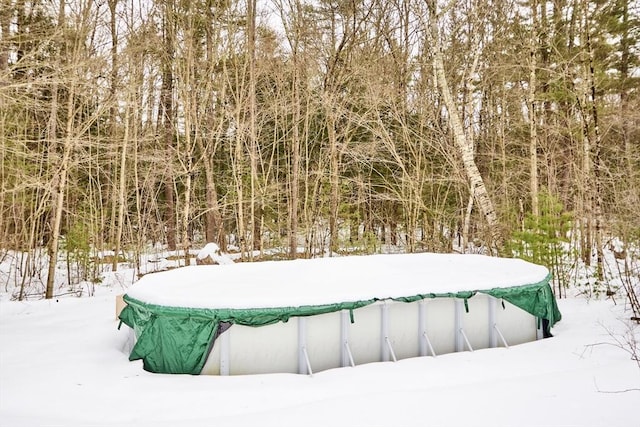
{"left": 1, "top": 255, "right": 639, "bottom": 426}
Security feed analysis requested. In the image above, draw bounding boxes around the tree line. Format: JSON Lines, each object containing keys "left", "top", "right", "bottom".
{"left": 0, "top": 0, "right": 638, "bottom": 298}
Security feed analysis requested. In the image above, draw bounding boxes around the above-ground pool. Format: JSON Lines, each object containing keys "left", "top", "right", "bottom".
{"left": 119, "top": 252, "right": 561, "bottom": 375}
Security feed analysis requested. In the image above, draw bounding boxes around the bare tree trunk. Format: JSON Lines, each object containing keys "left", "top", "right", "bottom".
{"left": 182, "top": 156, "right": 192, "bottom": 265}
{"left": 583, "top": 0, "right": 604, "bottom": 277}
{"left": 112, "top": 102, "right": 129, "bottom": 272}
{"left": 576, "top": 0, "right": 593, "bottom": 266}
{"left": 426, "top": 0, "right": 502, "bottom": 251}
{"left": 46, "top": 84, "right": 76, "bottom": 299}
{"left": 327, "top": 101, "right": 339, "bottom": 256}
{"left": 528, "top": 0, "right": 540, "bottom": 218}
{"left": 131, "top": 78, "right": 143, "bottom": 276}
{"left": 462, "top": 189, "right": 473, "bottom": 251}
{"left": 247, "top": 0, "right": 261, "bottom": 254}
{"left": 0, "top": 6, "right": 8, "bottom": 248}
{"left": 178, "top": 8, "right": 200, "bottom": 266}
{"left": 199, "top": 139, "right": 225, "bottom": 249}
{"left": 202, "top": 8, "right": 226, "bottom": 250}
{"left": 618, "top": 0, "right": 636, "bottom": 206}
{"left": 162, "top": 0, "right": 176, "bottom": 251}
{"left": 44, "top": 0, "right": 69, "bottom": 299}
{"left": 0, "top": 104, "right": 5, "bottom": 250}
{"left": 233, "top": 116, "right": 247, "bottom": 257}
{"left": 109, "top": 0, "right": 123, "bottom": 271}
{"left": 107, "top": 0, "right": 119, "bottom": 250}
{"left": 459, "top": 25, "right": 482, "bottom": 252}
{"left": 288, "top": 71, "right": 300, "bottom": 259}
{"left": 0, "top": 5, "right": 10, "bottom": 72}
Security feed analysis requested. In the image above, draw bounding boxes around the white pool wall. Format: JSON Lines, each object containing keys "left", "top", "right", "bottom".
{"left": 200, "top": 294, "right": 538, "bottom": 375}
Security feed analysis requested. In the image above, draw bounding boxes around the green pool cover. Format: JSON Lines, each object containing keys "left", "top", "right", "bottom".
{"left": 119, "top": 273, "right": 560, "bottom": 375}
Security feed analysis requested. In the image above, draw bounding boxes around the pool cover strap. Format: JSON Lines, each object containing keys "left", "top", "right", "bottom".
{"left": 119, "top": 275, "right": 560, "bottom": 374}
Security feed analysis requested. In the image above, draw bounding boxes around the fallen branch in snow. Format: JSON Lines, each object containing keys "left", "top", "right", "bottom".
{"left": 586, "top": 319, "right": 640, "bottom": 371}
{"left": 51, "top": 291, "right": 84, "bottom": 298}
{"left": 593, "top": 378, "right": 640, "bottom": 394}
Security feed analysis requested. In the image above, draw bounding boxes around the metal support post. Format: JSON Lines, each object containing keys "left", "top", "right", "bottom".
{"left": 343, "top": 341, "right": 356, "bottom": 367}
{"left": 220, "top": 329, "right": 230, "bottom": 375}
{"left": 381, "top": 302, "right": 390, "bottom": 361}
{"left": 488, "top": 296, "right": 497, "bottom": 348}
{"left": 418, "top": 300, "right": 427, "bottom": 356}
{"left": 454, "top": 299, "right": 464, "bottom": 352}
{"left": 340, "top": 310, "right": 353, "bottom": 367}
{"left": 422, "top": 332, "right": 437, "bottom": 357}
{"left": 301, "top": 346, "right": 314, "bottom": 376}
{"left": 298, "top": 317, "right": 311, "bottom": 375}
{"left": 493, "top": 324, "right": 509, "bottom": 348}
{"left": 385, "top": 337, "right": 398, "bottom": 362}
{"left": 459, "top": 328, "right": 474, "bottom": 352}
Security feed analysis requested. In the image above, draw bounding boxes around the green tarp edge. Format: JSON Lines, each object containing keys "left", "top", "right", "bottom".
{"left": 391, "top": 272, "right": 561, "bottom": 329}
{"left": 479, "top": 273, "right": 561, "bottom": 331}
{"left": 119, "top": 273, "right": 560, "bottom": 375}
{"left": 119, "top": 295, "right": 378, "bottom": 374}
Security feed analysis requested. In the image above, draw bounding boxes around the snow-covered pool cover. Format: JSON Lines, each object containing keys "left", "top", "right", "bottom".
{"left": 120, "top": 253, "right": 560, "bottom": 374}
{"left": 126, "top": 252, "right": 550, "bottom": 309}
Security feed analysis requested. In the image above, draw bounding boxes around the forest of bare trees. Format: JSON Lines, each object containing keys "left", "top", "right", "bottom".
{"left": 0, "top": 0, "right": 639, "bottom": 299}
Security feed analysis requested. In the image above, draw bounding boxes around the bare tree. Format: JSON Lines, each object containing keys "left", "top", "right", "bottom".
{"left": 424, "top": 0, "right": 502, "bottom": 251}
{"left": 528, "top": 0, "right": 540, "bottom": 218}
{"left": 161, "top": 0, "right": 177, "bottom": 252}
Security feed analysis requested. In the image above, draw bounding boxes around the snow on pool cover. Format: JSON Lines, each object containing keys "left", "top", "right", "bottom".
{"left": 125, "top": 252, "right": 551, "bottom": 309}
{"left": 119, "top": 253, "right": 561, "bottom": 374}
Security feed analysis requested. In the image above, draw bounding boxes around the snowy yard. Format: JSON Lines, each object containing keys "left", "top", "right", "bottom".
{"left": 1, "top": 285, "right": 638, "bottom": 426}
